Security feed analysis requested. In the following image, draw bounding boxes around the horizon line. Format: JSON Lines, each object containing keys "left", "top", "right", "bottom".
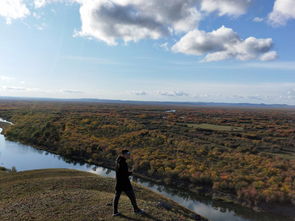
{"left": 0, "top": 95, "right": 294, "bottom": 108}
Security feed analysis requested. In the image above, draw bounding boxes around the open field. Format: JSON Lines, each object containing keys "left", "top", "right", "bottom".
{"left": 0, "top": 169, "right": 204, "bottom": 221}
{"left": 187, "top": 123, "right": 244, "bottom": 131}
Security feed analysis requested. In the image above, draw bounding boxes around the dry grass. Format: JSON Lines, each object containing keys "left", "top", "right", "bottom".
{"left": 0, "top": 169, "right": 206, "bottom": 221}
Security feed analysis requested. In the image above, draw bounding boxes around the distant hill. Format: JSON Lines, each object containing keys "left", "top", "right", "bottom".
{"left": 0, "top": 96, "right": 293, "bottom": 108}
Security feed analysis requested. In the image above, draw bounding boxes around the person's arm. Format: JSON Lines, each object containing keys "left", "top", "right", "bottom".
{"left": 118, "top": 160, "right": 132, "bottom": 177}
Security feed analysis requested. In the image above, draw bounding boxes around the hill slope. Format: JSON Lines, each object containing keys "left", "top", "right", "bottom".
{"left": 0, "top": 169, "right": 206, "bottom": 221}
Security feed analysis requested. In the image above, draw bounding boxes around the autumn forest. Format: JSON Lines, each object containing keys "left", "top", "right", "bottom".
{"left": 0, "top": 100, "right": 294, "bottom": 213}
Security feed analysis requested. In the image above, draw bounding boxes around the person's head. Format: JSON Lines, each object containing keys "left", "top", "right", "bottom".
{"left": 121, "top": 149, "right": 131, "bottom": 159}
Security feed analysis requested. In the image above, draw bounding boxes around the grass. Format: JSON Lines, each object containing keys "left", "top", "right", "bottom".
{"left": 187, "top": 123, "right": 244, "bottom": 131}
{"left": 0, "top": 168, "right": 206, "bottom": 221}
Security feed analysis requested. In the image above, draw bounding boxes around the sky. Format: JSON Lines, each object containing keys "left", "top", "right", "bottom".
{"left": 0, "top": 0, "right": 295, "bottom": 105}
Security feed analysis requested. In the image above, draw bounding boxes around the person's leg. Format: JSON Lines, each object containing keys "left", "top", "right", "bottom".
{"left": 113, "top": 189, "right": 122, "bottom": 214}
{"left": 124, "top": 189, "right": 140, "bottom": 211}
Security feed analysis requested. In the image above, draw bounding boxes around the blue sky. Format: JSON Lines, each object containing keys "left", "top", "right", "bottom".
{"left": 0, "top": 0, "right": 295, "bottom": 104}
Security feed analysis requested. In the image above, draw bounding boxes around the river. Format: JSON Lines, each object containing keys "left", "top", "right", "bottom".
{"left": 0, "top": 118, "right": 290, "bottom": 221}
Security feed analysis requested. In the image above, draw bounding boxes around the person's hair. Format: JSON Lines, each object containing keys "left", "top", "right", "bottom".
{"left": 121, "top": 149, "right": 130, "bottom": 155}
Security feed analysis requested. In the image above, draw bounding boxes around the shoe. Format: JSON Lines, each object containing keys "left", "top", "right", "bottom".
{"left": 134, "top": 209, "right": 144, "bottom": 214}
{"left": 112, "top": 212, "right": 121, "bottom": 217}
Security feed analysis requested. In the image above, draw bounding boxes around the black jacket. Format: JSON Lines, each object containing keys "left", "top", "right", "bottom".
{"left": 115, "top": 156, "right": 133, "bottom": 191}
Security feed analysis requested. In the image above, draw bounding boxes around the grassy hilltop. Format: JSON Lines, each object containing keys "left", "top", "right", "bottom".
{"left": 0, "top": 168, "right": 205, "bottom": 221}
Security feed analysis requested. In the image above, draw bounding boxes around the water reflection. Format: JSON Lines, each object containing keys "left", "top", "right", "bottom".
{"left": 0, "top": 121, "right": 292, "bottom": 221}
{"left": 0, "top": 118, "right": 13, "bottom": 125}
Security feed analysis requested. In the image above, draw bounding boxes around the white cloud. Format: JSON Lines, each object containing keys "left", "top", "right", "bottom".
{"left": 62, "top": 89, "right": 84, "bottom": 94}
{"left": 0, "top": 0, "right": 254, "bottom": 48}
{"left": 35, "top": 0, "right": 48, "bottom": 8}
{"left": 253, "top": 17, "right": 263, "bottom": 22}
{"left": 159, "top": 42, "right": 169, "bottom": 51}
{"left": 172, "top": 26, "right": 277, "bottom": 62}
{"left": 1, "top": 86, "right": 40, "bottom": 92}
{"left": 259, "top": 51, "right": 278, "bottom": 61}
{"left": 35, "top": 22, "right": 47, "bottom": 30}
{"left": 76, "top": 0, "right": 201, "bottom": 45}
{"left": 122, "top": 82, "right": 295, "bottom": 105}
{"left": 0, "top": 75, "right": 14, "bottom": 82}
{"left": 3, "top": 86, "right": 27, "bottom": 91}
{"left": 287, "top": 89, "right": 295, "bottom": 100}
{"left": 0, "top": 76, "right": 30, "bottom": 86}
{"left": 131, "top": 90, "right": 147, "bottom": 96}
{"left": 245, "top": 61, "right": 295, "bottom": 70}
{"left": 74, "top": 0, "right": 252, "bottom": 45}
{"left": 158, "top": 90, "right": 189, "bottom": 97}
{"left": 34, "top": 0, "right": 75, "bottom": 8}
{"left": 200, "top": 0, "right": 251, "bottom": 16}
{"left": 0, "top": 0, "right": 30, "bottom": 24}
{"left": 0, "top": 0, "right": 278, "bottom": 64}
{"left": 268, "top": 0, "right": 295, "bottom": 26}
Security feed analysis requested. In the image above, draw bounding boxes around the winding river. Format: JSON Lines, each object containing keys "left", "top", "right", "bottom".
{"left": 0, "top": 118, "right": 291, "bottom": 221}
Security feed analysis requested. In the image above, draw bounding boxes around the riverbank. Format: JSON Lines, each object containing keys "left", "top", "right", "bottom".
{"left": 0, "top": 168, "right": 206, "bottom": 221}
{"left": 2, "top": 128, "right": 210, "bottom": 196}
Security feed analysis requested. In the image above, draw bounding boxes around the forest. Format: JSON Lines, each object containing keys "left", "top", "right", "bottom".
{"left": 0, "top": 100, "right": 294, "bottom": 211}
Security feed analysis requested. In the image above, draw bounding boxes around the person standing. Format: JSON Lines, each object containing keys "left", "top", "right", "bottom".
{"left": 113, "top": 149, "right": 143, "bottom": 216}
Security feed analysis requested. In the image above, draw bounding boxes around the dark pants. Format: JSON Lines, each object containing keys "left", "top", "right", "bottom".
{"left": 113, "top": 188, "right": 139, "bottom": 213}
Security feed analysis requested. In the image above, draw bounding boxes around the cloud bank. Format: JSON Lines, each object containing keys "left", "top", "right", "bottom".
{"left": 253, "top": 17, "right": 263, "bottom": 23}
{"left": 0, "top": 0, "right": 280, "bottom": 62}
{"left": 0, "top": 0, "right": 30, "bottom": 24}
{"left": 125, "top": 82, "right": 295, "bottom": 105}
{"left": 268, "top": 0, "right": 295, "bottom": 26}
{"left": 172, "top": 26, "right": 277, "bottom": 62}
{"left": 76, "top": 0, "right": 202, "bottom": 45}
{"left": 158, "top": 90, "right": 189, "bottom": 97}
{"left": 76, "top": 0, "right": 253, "bottom": 45}
{"left": 200, "top": 0, "right": 251, "bottom": 16}
{"left": 0, "top": 75, "right": 15, "bottom": 82}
